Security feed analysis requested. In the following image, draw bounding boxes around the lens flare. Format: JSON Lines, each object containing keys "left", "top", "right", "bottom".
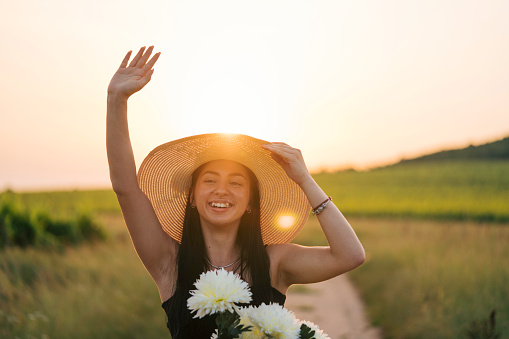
{"left": 277, "top": 215, "right": 296, "bottom": 229}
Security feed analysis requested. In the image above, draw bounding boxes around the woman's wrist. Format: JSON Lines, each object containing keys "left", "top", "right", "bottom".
{"left": 298, "top": 174, "right": 316, "bottom": 190}
{"left": 107, "top": 92, "right": 130, "bottom": 102}
{"left": 298, "top": 176, "right": 329, "bottom": 208}
{"left": 107, "top": 93, "right": 129, "bottom": 119}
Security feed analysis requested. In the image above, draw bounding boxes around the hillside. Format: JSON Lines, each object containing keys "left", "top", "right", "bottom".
{"left": 313, "top": 160, "right": 509, "bottom": 223}
{"left": 395, "top": 135, "right": 509, "bottom": 165}
{"left": 314, "top": 134, "right": 509, "bottom": 222}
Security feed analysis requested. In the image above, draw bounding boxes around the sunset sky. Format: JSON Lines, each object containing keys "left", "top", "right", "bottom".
{"left": 1, "top": 0, "right": 508, "bottom": 191}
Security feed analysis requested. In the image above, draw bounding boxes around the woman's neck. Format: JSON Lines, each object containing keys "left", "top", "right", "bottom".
{"left": 202, "top": 229, "right": 241, "bottom": 268}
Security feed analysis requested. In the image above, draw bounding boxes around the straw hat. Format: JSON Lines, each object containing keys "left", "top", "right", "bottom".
{"left": 137, "top": 133, "right": 310, "bottom": 244}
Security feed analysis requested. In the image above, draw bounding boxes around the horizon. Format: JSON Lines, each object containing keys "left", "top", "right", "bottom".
{"left": 3, "top": 131, "right": 507, "bottom": 193}
{"left": 1, "top": 0, "right": 508, "bottom": 192}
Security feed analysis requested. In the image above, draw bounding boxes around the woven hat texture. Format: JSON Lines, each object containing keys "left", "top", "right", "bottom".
{"left": 137, "top": 133, "right": 310, "bottom": 244}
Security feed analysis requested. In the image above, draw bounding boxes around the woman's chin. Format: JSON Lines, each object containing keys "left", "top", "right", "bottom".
{"left": 200, "top": 215, "right": 242, "bottom": 230}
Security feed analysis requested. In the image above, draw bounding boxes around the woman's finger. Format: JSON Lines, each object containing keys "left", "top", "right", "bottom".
{"left": 269, "top": 142, "right": 299, "bottom": 152}
{"left": 142, "top": 52, "right": 161, "bottom": 73}
{"left": 144, "top": 68, "right": 155, "bottom": 79}
{"left": 269, "top": 142, "right": 291, "bottom": 146}
{"left": 262, "top": 145, "right": 297, "bottom": 161}
{"left": 264, "top": 142, "right": 300, "bottom": 154}
{"left": 129, "top": 46, "right": 146, "bottom": 67}
{"left": 263, "top": 144, "right": 310, "bottom": 184}
{"left": 137, "top": 45, "right": 154, "bottom": 68}
{"left": 119, "top": 50, "right": 132, "bottom": 68}
{"left": 266, "top": 143, "right": 298, "bottom": 152}
{"left": 270, "top": 152, "right": 287, "bottom": 166}
{"left": 139, "top": 69, "right": 154, "bottom": 87}
{"left": 263, "top": 144, "right": 300, "bottom": 157}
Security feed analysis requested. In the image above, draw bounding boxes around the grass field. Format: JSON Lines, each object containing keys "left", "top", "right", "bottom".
{"left": 2, "top": 213, "right": 507, "bottom": 338}
{"left": 2, "top": 189, "right": 120, "bottom": 219}
{"left": 314, "top": 159, "right": 509, "bottom": 222}
{"left": 7, "top": 159, "right": 508, "bottom": 223}
{"left": 294, "top": 217, "right": 509, "bottom": 339}
{"left": 1, "top": 159, "right": 508, "bottom": 338}
{"left": 0, "top": 213, "right": 168, "bottom": 339}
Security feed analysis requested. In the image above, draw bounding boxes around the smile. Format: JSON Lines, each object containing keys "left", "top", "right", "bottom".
{"left": 208, "top": 202, "right": 232, "bottom": 208}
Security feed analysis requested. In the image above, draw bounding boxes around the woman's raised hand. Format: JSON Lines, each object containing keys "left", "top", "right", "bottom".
{"left": 261, "top": 143, "right": 313, "bottom": 186}
{"left": 107, "top": 46, "right": 161, "bottom": 99}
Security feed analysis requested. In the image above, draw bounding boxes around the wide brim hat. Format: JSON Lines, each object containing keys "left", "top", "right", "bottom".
{"left": 137, "top": 133, "right": 310, "bottom": 244}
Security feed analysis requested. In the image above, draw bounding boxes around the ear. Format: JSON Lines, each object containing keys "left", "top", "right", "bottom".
{"left": 189, "top": 191, "right": 195, "bottom": 206}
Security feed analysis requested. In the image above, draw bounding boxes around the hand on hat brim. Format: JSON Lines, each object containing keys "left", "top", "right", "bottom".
{"left": 261, "top": 143, "right": 312, "bottom": 186}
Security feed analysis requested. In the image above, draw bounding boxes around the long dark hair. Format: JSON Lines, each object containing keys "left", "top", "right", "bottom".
{"left": 167, "top": 161, "right": 273, "bottom": 335}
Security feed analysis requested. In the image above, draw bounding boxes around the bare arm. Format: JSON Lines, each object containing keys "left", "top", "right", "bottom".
{"left": 106, "top": 46, "right": 177, "bottom": 285}
{"left": 262, "top": 143, "right": 365, "bottom": 286}
{"left": 107, "top": 46, "right": 158, "bottom": 192}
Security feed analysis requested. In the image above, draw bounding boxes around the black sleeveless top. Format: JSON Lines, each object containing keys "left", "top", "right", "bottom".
{"left": 162, "top": 286, "right": 286, "bottom": 338}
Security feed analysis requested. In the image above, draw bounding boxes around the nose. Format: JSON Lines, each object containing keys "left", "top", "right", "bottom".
{"left": 214, "top": 180, "right": 229, "bottom": 195}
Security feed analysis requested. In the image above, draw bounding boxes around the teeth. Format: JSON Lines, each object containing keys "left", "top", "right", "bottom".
{"left": 210, "top": 202, "right": 231, "bottom": 208}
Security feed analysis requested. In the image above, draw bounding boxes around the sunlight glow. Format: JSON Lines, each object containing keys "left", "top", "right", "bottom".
{"left": 1, "top": 0, "right": 508, "bottom": 190}
{"left": 161, "top": 26, "right": 292, "bottom": 140}
{"left": 277, "top": 215, "right": 296, "bottom": 230}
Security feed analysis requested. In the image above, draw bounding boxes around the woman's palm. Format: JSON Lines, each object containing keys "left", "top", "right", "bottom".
{"left": 108, "top": 46, "right": 160, "bottom": 98}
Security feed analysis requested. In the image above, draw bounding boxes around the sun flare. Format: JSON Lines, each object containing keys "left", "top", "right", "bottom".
{"left": 277, "top": 215, "right": 296, "bottom": 230}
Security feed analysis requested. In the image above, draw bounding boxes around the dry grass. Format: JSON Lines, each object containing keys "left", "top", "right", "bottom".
{"left": 0, "top": 213, "right": 168, "bottom": 339}
{"left": 296, "top": 217, "right": 509, "bottom": 339}
{"left": 2, "top": 181, "right": 508, "bottom": 338}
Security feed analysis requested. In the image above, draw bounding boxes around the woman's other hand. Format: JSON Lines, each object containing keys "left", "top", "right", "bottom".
{"left": 261, "top": 143, "right": 313, "bottom": 186}
{"left": 107, "top": 46, "right": 161, "bottom": 99}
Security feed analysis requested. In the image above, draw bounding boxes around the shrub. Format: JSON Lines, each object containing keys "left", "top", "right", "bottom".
{"left": 0, "top": 196, "right": 18, "bottom": 248}
{"left": 0, "top": 193, "right": 107, "bottom": 250}
{"left": 75, "top": 212, "right": 107, "bottom": 242}
{"left": 1, "top": 196, "right": 37, "bottom": 248}
{"left": 48, "top": 219, "right": 82, "bottom": 244}
{"left": 6, "top": 212, "right": 37, "bottom": 247}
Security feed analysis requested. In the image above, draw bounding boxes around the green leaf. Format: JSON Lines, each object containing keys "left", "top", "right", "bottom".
{"left": 215, "top": 311, "right": 254, "bottom": 339}
{"left": 299, "top": 323, "right": 316, "bottom": 339}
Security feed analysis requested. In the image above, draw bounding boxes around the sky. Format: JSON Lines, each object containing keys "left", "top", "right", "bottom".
{"left": 0, "top": 0, "right": 508, "bottom": 192}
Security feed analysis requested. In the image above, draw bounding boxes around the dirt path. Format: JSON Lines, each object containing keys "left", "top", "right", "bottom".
{"left": 285, "top": 273, "right": 382, "bottom": 339}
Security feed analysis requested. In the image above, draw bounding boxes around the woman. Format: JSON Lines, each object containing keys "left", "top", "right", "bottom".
{"left": 107, "top": 46, "right": 365, "bottom": 338}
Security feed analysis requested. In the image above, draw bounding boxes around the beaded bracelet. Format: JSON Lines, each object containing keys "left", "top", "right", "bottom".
{"left": 312, "top": 196, "right": 332, "bottom": 215}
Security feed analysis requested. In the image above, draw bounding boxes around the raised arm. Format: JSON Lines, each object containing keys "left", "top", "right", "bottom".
{"left": 262, "top": 143, "right": 365, "bottom": 287}
{"left": 106, "top": 46, "right": 177, "bottom": 293}
{"left": 107, "top": 46, "right": 159, "bottom": 192}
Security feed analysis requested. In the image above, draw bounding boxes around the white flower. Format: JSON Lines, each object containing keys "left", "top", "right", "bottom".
{"left": 299, "top": 320, "right": 331, "bottom": 339}
{"left": 187, "top": 269, "right": 252, "bottom": 318}
{"left": 210, "top": 329, "right": 219, "bottom": 339}
{"left": 237, "top": 302, "right": 300, "bottom": 339}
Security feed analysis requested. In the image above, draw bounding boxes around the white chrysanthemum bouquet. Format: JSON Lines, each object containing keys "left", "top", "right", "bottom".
{"left": 187, "top": 269, "right": 330, "bottom": 339}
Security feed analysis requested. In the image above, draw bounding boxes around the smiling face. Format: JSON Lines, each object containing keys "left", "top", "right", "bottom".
{"left": 191, "top": 159, "right": 252, "bottom": 230}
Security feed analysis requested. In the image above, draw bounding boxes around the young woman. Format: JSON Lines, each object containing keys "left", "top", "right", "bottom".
{"left": 106, "top": 46, "right": 365, "bottom": 338}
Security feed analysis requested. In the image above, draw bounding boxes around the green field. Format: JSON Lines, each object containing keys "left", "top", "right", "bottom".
{"left": 1, "top": 159, "right": 508, "bottom": 338}
{"left": 0, "top": 213, "right": 168, "bottom": 338}
{"left": 1, "top": 189, "right": 120, "bottom": 219}
{"left": 314, "top": 159, "right": 509, "bottom": 222}
{"left": 2, "top": 213, "right": 507, "bottom": 338}
{"left": 294, "top": 217, "right": 509, "bottom": 339}
{"left": 8, "top": 159, "right": 508, "bottom": 222}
